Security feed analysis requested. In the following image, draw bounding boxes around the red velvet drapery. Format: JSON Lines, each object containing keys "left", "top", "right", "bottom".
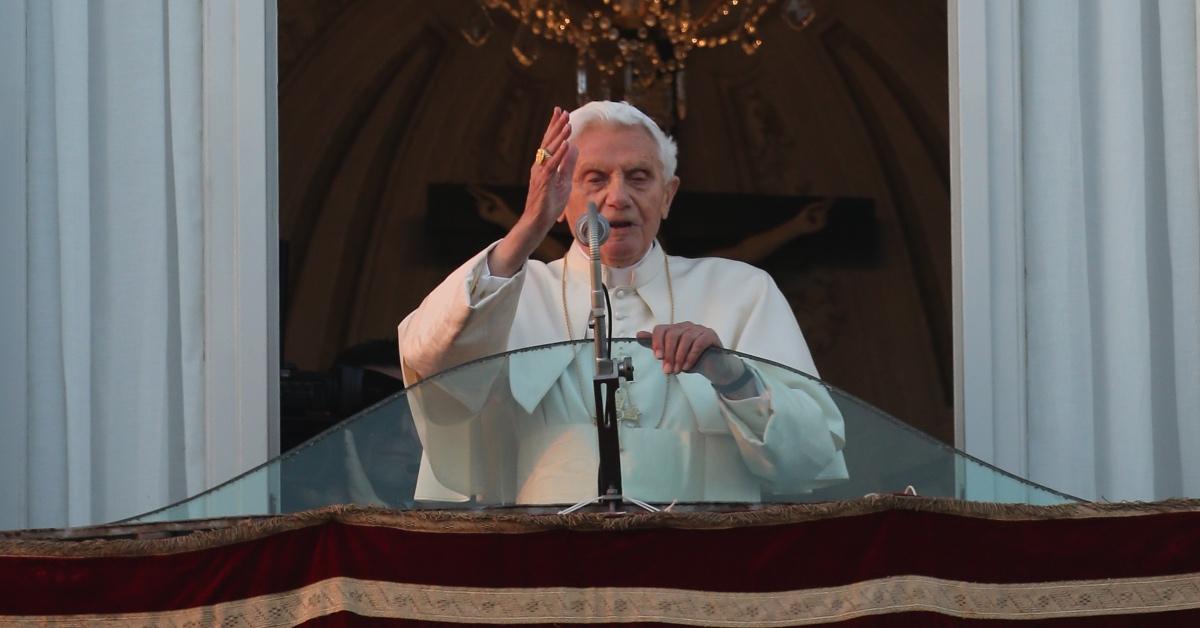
{"left": 3, "top": 497, "right": 1199, "bottom": 626}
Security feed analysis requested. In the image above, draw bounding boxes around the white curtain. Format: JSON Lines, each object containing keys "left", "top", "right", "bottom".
{"left": 0, "top": 0, "right": 278, "bottom": 530}
{"left": 955, "top": 0, "right": 1200, "bottom": 501}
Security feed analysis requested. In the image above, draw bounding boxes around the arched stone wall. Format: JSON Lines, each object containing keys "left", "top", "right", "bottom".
{"left": 277, "top": 0, "right": 952, "bottom": 442}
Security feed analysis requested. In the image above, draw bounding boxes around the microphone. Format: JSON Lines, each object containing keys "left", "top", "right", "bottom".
{"left": 573, "top": 203, "right": 636, "bottom": 512}
{"left": 581, "top": 203, "right": 607, "bottom": 346}
{"left": 575, "top": 205, "right": 610, "bottom": 246}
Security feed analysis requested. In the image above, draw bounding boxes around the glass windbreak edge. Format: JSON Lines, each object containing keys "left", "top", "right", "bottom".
{"left": 118, "top": 342, "right": 576, "bottom": 522}
{"left": 114, "top": 388, "right": 413, "bottom": 523}
{"left": 368, "top": 338, "right": 1084, "bottom": 503}
{"left": 121, "top": 338, "right": 1083, "bottom": 523}
{"left": 715, "top": 345, "right": 1083, "bottom": 503}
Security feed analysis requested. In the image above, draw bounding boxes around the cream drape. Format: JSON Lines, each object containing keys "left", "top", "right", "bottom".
{"left": 0, "top": 0, "right": 279, "bottom": 530}
{"left": 955, "top": 0, "right": 1200, "bottom": 501}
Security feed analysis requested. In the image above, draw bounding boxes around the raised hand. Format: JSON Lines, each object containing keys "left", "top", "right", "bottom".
{"left": 527, "top": 106, "right": 578, "bottom": 227}
{"left": 488, "top": 106, "right": 580, "bottom": 277}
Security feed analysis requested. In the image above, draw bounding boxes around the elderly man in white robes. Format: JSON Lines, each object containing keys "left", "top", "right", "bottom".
{"left": 398, "top": 101, "right": 846, "bottom": 505}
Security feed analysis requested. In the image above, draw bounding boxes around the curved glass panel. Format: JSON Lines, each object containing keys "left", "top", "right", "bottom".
{"left": 128, "top": 340, "right": 1077, "bottom": 522}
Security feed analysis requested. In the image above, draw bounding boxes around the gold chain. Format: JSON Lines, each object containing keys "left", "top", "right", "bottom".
{"left": 561, "top": 246, "right": 674, "bottom": 341}
{"left": 561, "top": 245, "right": 675, "bottom": 426}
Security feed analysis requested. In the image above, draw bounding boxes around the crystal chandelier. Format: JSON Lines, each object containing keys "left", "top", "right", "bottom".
{"left": 462, "top": 0, "right": 816, "bottom": 126}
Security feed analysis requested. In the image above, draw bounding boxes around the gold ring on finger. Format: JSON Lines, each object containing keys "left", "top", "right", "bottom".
{"left": 535, "top": 147, "right": 552, "bottom": 165}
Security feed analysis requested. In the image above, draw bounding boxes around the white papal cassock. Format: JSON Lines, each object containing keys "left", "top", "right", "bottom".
{"left": 397, "top": 240, "right": 847, "bottom": 504}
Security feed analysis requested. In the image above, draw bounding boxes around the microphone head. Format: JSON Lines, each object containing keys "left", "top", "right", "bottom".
{"left": 575, "top": 202, "right": 610, "bottom": 245}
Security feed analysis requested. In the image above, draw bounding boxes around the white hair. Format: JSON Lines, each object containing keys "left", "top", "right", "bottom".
{"left": 568, "top": 101, "right": 678, "bottom": 180}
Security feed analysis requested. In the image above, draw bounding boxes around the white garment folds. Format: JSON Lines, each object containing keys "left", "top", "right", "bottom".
{"left": 398, "top": 242, "right": 847, "bottom": 504}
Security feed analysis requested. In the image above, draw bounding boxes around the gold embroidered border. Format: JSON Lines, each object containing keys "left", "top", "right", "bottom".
{"left": 6, "top": 572, "right": 1200, "bottom": 627}
{"left": 8, "top": 498, "right": 1200, "bottom": 558}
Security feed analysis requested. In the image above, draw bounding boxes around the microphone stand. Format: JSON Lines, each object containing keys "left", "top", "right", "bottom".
{"left": 559, "top": 203, "right": 658, "bottom": 515}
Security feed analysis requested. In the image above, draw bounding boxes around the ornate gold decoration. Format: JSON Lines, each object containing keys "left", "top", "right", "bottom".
{"left": 15, "top": 499, "right": 1200, "bottom": 556}
{"left": 463, "top": 0, "right": 818, "bottom": 126}
{"left": 13, "top": 572, "right": 1200, "bottom": 626}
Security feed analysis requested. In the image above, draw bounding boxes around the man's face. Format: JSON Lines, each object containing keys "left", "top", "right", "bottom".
{"left": 564, "top": 123, "right": 680, "bottom": 268}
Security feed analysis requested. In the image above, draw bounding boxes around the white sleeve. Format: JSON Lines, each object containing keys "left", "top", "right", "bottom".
{"left": 397, "top": 240, "right": 525, "bottom": 385}
{"left": 718, "top": 363, "right": 847, "bottom": 493}
{"left": 720, "top": 272, "right": 846, "bottom": 492}
{"left": 719, "top": 370, "right": 771, "bottom": 435}
{"left": 398, "top": 241, "right": 526, "bottom": 502}
{"left": 470, "top": 255, "right": 518, "bottom": 304}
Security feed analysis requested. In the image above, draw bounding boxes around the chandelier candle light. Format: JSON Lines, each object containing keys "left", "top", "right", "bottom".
{"left": 462, "top": 0, "right": 816, "bottom": 125}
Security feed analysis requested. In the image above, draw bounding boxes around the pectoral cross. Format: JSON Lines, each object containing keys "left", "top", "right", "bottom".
{"left": 614, "top": 385, "right": 641, "bottom": 425}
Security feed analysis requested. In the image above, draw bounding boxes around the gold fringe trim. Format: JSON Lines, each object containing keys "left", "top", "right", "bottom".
{"left": 5, "top": 497, "right": 1200, "bottom": 559}
{"left": 5, "top": 572, "right": 1200, "bottom": 626}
